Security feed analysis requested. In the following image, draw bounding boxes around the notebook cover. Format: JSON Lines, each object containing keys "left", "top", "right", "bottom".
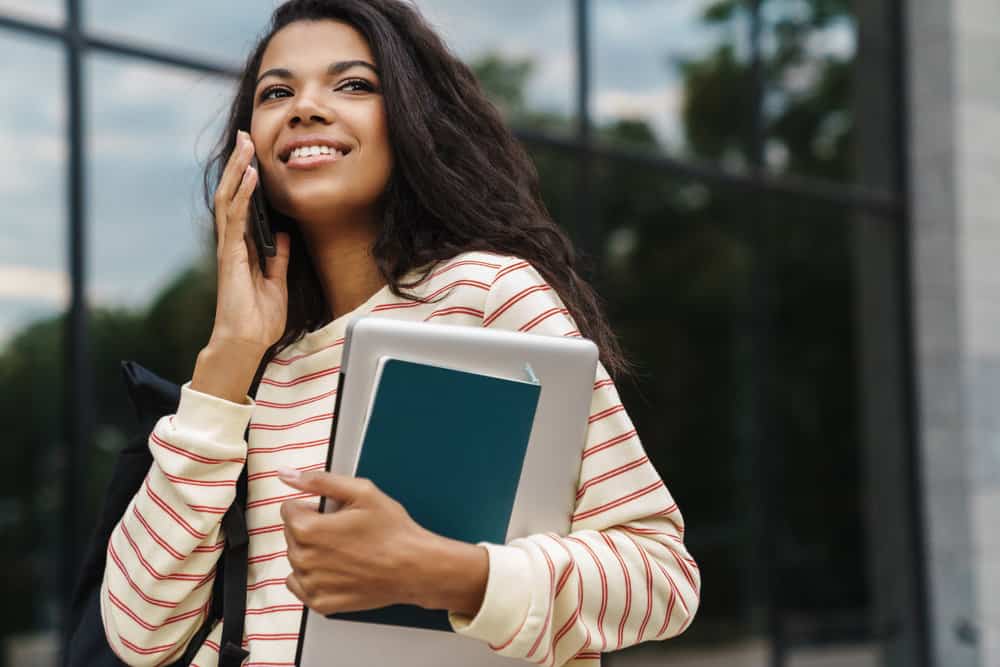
{"left": 328, "top": 357, "right": 541, "bottom": 632}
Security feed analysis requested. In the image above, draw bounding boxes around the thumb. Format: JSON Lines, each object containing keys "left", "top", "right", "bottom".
{"left": 276, "top": 467, "right": 369, "bottom": 505}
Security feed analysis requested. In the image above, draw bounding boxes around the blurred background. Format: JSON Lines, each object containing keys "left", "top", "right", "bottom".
{"left": 0, "top": 0, "right": 993, "bottom": 665}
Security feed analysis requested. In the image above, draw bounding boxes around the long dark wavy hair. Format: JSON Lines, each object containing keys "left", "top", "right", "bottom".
{"left": 202, "top": 0, "right": 634, "bottom": 389}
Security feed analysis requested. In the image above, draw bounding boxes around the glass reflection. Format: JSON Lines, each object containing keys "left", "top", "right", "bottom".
{"left": 0, "top": 0, "right": 62, "bottom": 24}
{"left": 416, "top": 0, "right": 575, "bottom": 133}
{"left": 84, "top": 0, "right": 281, "bottom": 63}
{"left": 84, "top": 53, "right": 232, "bottom": 538}
{"left": 0, "top": 31, "right": 66, "bottom": 667}
{"left": 592, "top": 0, "right": 751, "bottom": 165}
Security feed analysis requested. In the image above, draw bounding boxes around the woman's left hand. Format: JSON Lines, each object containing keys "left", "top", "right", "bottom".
{"left": 277, "top": 468, "right": 488, "bottom": 616}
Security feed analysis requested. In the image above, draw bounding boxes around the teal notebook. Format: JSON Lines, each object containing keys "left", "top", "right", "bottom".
{"left": 328, "top": 357, "right": 542, "bottom": 632}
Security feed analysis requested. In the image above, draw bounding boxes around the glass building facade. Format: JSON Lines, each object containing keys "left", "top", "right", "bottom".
{"left": 0, "top": 1, "right": 924, "bottom": 665}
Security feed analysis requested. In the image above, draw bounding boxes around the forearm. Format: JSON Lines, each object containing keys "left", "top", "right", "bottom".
{"left": 101, "top": 378, "right": 254, "bottom": 665}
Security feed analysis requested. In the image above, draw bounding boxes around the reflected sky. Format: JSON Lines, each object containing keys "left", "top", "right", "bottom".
{"left": 0, "top": 0, "right": 711, "bottom": 349}
{"left": 0, "top": 32, "right": 66, "bottom": 347}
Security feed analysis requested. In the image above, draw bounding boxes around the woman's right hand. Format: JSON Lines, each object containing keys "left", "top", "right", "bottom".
{"left": 209, "top": 129, "right": 291, "bottom": 355}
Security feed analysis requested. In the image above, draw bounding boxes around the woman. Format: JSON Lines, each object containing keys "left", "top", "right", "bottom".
{"left": 100, "top": 1, "right": 700, "bottom": 665}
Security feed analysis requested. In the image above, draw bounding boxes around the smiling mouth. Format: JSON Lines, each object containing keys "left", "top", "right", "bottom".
{"left": 283, "top": 149, "right": 352, "bottom": 169}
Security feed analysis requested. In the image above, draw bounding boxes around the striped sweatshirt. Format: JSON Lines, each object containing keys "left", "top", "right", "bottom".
{"left": 100, "top": 249, "right": 701, "bottom": 667}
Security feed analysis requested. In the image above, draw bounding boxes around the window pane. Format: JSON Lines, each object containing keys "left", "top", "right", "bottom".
{"left": 585, "top": 154, "right": 914, "bottom": 664}
{"left": 417, "top": 0, "right": 575, "bottom": 135}
{"left": 0, "top": 32, "right": 66, "bottom": 666}
{"left": 84, "top": 52, "right": 230, "bottom": 545}
{"left": 761, "top": 0, "right": 896, "bottom": 189}
{"left": 0, "top": 0, "right": 62, "bottom": 24}
{"left": 84, "top": 0, "right": 281, "bottom": 63}
{"left": 593, "top": 0, "right": 752, "bottom": 169}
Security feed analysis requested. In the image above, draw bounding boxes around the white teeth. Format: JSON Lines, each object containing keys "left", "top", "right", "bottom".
{"left": 289, "top": 145, "right": 345, "bottom": 160}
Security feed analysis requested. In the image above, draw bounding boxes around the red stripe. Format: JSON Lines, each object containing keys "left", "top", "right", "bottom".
{"left": 423, "top": 306, "right": 485, "bottom": 321}
{"left": 572, "top": 480, "right": 664, "bottom": 522}
{"left": 371, "top": 278, "right": 491, "bottom": 314}
{"left": 150, "top": 432, "right": 243, "bottom": 465}
{"left": 582, "top": 430, "right": 637, "bottom": 459}
{"left": 262, "top": 365, "right": 339, "bottom": 388}
{"left": 248, "top": 437, "right": 328, "bottom": 455}
{"left": 120, "top": 523, "right": 213, "bottom": 583}
{"left": 143, "top": 478, "right": 208, "bottom": 539}
{"left": 593, "top": 379, "right": 614, "bottom": 391}
{"left": 565, "top": 536, "right": 608, "bottom": 651}
{"left": 250, "top": 412, "right": 331, "bottom": 431}
{"left": 246, "top": 490, "right": 316, "bottom": 510}
{"left": 193, "top": 540, "right": 225, "bottom": 553}
{"left": 601, "top": 533, "right": 632, "bottom": 650}
{"left": 270, "top": 339, "right": 344, "bottom": 366}
{"left": 526, "top": 543, "right": 556, "bottom": 659}
{"left": 620, "top": 532, "right": 654, "bottom": 643}
{"left": 246, "top": 603, "right": 304, "bottom": 615}
{"left": 519, "top": 307, "right": 569, "bottom": 332}
{"left": 653, "top": 559, "right": 686, "bottom": 636}
{"left": 108, "top": 589, "right": 203, "bottom": 631}
{"left": 671, "top": 549, "right": 698, "bottom": 593}
{"left": 188, "top": 504, "right": 228, "bottom": 514}
{"left": 588, "top": 404, "right": 625, "bottom": 425}
{"left": 160, "top": 471, "right": 232, "bottom": 487}
{"left": 247, "top": 577, "right": 288, "bottom": 591}
{"left": 248, "top": 549, "right": 288, "bottom": 565}
{"left": 493, "top": 260, "right": 531, "bottom": 284}
{"left": 576, "top": 456, "right": 649, "bottom": 499}
{"left": 131, "top": 506, "right": 184, "bottom": 560}
{"left": 248, "top": 462, "right": 325, "bottom": 482}
{"left": 483, "top": 284, "right": 552, "bottom": 327}
{"left": 547, "top": 535, "right": 584, "bottom": 649}
{"left": 118, "top": 634, "right": 176, "bottom": 656}
{"left": 108, "top": 544, "right": 183, "bottom": 608}
{"left": 248, "top": 523, "right": 285, "bottom": 537}
{"left": 423, "top": 258, "right": 501, "bottom": 280}
{"left": 245, "top": 633, "right": 299, "bottom": 641}
{"left": 255, "top": 386, "right": 336, "bottom": 409}
{"left": 619, "top": 525, "right": 684, "bottom": 545}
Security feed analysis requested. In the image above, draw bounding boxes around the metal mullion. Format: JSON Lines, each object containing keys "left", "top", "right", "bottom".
{"left": 888, "top": 0, "right": 931, "bottom": 662}
{"left": 61, "top": 0, "right": 87, "bottom": 659}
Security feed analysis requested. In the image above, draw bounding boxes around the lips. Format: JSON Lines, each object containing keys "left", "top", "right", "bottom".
{"left": 283, "top": 150, "right": 350, "bottom": 170}
{"left": 278, "top": 135, "right": 354, "bottom": 163}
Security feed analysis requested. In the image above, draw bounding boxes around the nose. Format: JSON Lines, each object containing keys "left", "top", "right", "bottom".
{"left": 288, "top": 85, "right": 333, "bottom": 126}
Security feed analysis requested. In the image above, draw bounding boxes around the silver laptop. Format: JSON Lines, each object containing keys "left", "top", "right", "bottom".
{"left": 296, "top": 315, "right": 599, "bottom": 667}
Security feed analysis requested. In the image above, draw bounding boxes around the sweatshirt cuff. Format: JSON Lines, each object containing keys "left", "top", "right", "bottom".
{"left": 448, "top": 542, "right": 533, "bottom": 646}
{"left": 170, "top": 380, "right": 255, "bottom": 453}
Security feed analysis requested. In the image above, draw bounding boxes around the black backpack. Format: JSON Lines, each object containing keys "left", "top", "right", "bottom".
{"left": 63, "top": 360, "right": 253, "bottom": 667}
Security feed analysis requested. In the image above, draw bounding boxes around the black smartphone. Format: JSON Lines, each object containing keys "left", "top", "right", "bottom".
{"left": 248, "top": 155, "right": 276, "bottom": 273}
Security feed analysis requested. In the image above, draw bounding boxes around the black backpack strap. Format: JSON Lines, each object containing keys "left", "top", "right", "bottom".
{"left": 217, "top": 429, "right": 251, "bottom": 666}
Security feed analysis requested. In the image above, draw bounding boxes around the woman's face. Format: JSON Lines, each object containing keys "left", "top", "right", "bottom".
{"left": 250, "top": 19, "right": 392, "bottom": 227}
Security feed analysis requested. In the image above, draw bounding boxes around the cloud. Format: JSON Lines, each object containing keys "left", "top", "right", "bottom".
{"left": 0, "top": 264, "right": 69, "bottom": 303}
{"left": 594, "top": 83, "right": 685, "bottom": 146}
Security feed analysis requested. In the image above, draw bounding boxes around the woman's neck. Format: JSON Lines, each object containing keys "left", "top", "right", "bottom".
{"left": 300, "top": 217, "right": 385, "bottom": 322}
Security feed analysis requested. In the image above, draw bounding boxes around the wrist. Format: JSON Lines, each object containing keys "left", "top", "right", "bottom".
{"left": 413, "top": 531, "right": 489, "bottom": 616}
{"left": 191, "top": 341, "right": 265, "bottom": 404}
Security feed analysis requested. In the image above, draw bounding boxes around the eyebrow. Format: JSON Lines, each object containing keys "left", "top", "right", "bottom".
{"left": 255, "top": 60, "right": 380, "bottom": 88}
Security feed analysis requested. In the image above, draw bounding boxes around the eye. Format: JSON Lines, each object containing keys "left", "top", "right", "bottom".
{"left": 338, "top": 78, "right": 376, "bottom": 93}
{"left": 259, "top": 85, "right": 291, "bottom": 102}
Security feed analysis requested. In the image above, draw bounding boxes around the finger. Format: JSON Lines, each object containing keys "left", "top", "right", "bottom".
{"left": 214, "top": 132, "right": 253, "bottom": 244}
{"left": 216, "top": 132, "right": 254, "bottom": 210}
{"left": 277, "top": 468, "right": 377, "bottom": 506}
{"left": 223, "top": 164, "right": 257, "bottom": 257}
{"left": 286, "top": 572, "right": 309, "bottom": 605}
{"left": 264, "top": 231, "right": 291, "bottom": 282}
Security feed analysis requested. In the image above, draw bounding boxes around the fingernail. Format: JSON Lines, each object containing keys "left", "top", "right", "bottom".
{"left": 276, "top": 466, "right": 301, "bottom": 482}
